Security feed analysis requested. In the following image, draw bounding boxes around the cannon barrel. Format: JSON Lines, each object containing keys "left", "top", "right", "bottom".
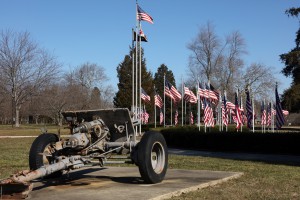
{"left": 0, "top": 155, "right": 84, "bottom": 199}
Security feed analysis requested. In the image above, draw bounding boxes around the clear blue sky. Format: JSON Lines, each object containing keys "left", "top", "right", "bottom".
{"left": 1, "top": 0, "right": 299, "bottom": 94}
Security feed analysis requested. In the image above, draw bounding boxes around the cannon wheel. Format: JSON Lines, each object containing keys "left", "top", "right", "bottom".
{"left": 137, "top": 131, "right": 168, "bottom": 184}
{"left": 29, "top": 133, "right": 63, "bottom": 178}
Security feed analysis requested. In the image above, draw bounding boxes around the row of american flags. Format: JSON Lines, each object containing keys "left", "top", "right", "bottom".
{"left": 140, "top": 78, "right": 289, "bottom": 131}
{"left": 134, "top": 4, "right": 288, "bottom": 131}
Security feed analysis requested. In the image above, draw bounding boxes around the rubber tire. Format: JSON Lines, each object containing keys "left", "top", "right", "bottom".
{"left": 137, "top": 131, "right": 168, "bottom": 184}
{"left": 29, "top": 133, "right": 63, "bottom": 178}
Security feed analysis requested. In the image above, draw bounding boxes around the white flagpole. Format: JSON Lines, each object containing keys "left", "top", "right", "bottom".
{"left": 197, "top": 81, "right": 200, "bottom": 131}
{"left": 154, "top": 86, "right": 156, "bottom": 128}
{"left": 182, "top": 77, "right": 184, "bottom": 126}
{"left": 241, "top": 94, "right": 243, "bottom": 132}
{"left": 135, "top": 2, "right": 139, "bottom": 135}
{"left": 139, "top": 21, "right": 142, "bottom": 134}
{"left": 252, "top": 92, "right": 255, "bottom": 133}
{"left": 171, "top": 99, "right": 172, "bottom": 126}
{"left": 163, "top": 74, "right": 166, "bottom": 127}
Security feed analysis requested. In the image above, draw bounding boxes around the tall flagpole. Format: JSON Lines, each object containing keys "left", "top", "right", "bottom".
{"left": 139, "top": 21, "right": 142, "bottom": 134}
{"left": 135, "top": 1, "right": 138, "bottom": 132}
{"left": 181, "top": 77, "right": 184, "bottom": 126}
{"left": 252, "top": 90, "right": 255, "bottom": 133}
{"left": 197, "top": 81, "right": 200, "bottom": 131}
{"left": 163, "top": 74, "right": 166, "bottom": 127}
{"left": 154, "top": 85, "right": 156, "bottom": 128}
{"left": 241, "top": 94, "right": 243, "bottom": 132}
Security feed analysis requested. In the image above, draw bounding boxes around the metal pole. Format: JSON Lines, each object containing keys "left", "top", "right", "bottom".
{"left": 164, "top": 74, "right": 165, "bottom": 127}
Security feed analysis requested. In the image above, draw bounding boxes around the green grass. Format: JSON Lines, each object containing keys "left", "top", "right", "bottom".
{"left": 169, "top": 154, "right": 300, "bottom": 200}
{"left": 1, "top": 125, "right": 300, "bottom": 199}
{"left": 0, "top": 124, "right": 70, "bottom": 136}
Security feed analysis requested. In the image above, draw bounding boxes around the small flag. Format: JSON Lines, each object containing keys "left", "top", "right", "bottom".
{"left": 154, "top": 92, "right": 163, "bottom": 108}
{"left": 190, "top": 111, "right": 194, "bottom": 125}
{"left": 137, "top": 5, "right": 154, "bottom": 24}
{"left": 235, "top": 92, "right": 243, "bottom": 129}
{"left": 175, "top": 110, "right": 178, "bottom": 125}
{"left": 245, "top": 88, "right": 253, "bottom": 129}
{"left": 133, "top": 29, "right": 148, "bottom": 42}
{"left": 222, "top": 94, "right": 228, "bottom": 126}
{"left": 141, "top": 88, "right": 151, "bottom": 104}
{"left": 275, "top": 84, "right": 285, "bottom": 129}
{"left": 160, "top": 110, "right": 164, "bottom": 125}
{"left": 165, "top": 79, "right": 181, "bottom": 102}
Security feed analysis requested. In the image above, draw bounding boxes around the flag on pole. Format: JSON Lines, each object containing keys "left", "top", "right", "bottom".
{"left": 245, "top": 88, "right": 253, "bottom": 129}
{"left": 133, "top": 29, "right": 148, "bottom": 42}
{"left": 141, "top": 88, "right": 151, "bottom": 104}
{"left": 184, "top": 84, "right": 197, "bottom": 104}
{"left": 175, "top": 110, "right": 178, "bottom": 125}
{"left": 160, "top": 109, "right": 164, "bottom": 125}
{"left": 154, "top": 93, "right": 163, "bottom": 108}
{"left": 261, "top": 101, "right": 266, "bottom": 126}
{"left": 198, "top": 82, "right": 205, "bottom": 98}
{"left": 165, "top": 79, "right": 181, "bottom": 102}
{"left": 275, "top": 84, "right": 285, "bottom": 129}
{"left": 137, "top": 5, "right": 154, "bottom": 24}
{"left": 235, "top": 92, "right": 243, "bottom": 129}
{"left": 203, "top": 98, "right": 215, "bottom": 127}
{"left": 209, "top": 83, "right": 219, "bottom": 102}
{"left": 222, "top": 95, "right": 228, "bottom": 126}
{"left": 267, "top": 102, "right": 272, "bottom": 127}
{"left": 190, "top": 111, "right": 194, "bottom": 125}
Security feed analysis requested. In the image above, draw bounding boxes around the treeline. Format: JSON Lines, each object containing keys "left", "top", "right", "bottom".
{"left": 0, "top": 31, "right": 114, "bottom": 126}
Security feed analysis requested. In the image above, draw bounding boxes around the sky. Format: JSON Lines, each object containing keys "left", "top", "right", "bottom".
{"left": 0, "top": 0, "right": 299, "bottom": 94}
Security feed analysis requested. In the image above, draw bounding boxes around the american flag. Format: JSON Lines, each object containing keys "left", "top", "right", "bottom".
{"left": 267, "top": 103, "right": 272, "bottom": 127}
{"left": 141, "top": 88, "right": 151, "bottom": 104}
{"left": 209, "top": 83, "right": 219, "bottom": 102}
{"left": 235, "top": 92, "right": 243, "bottom": 129}
{"left": 160, "top": 110, "right": 164, "bottom": 125}
{"left": 142, "top": 108, "right": 149, "bottom": 124}
{"left": 190, "top": 111, "right": 194, "bottom": 125}
{"left": 198, "top": 82, "right": 206, "bottom": 98}
{"left": 261, "top": 101, "right": 266, "bottom": 125}
{"left": 282, "top": 110, "right": 289, "bottom": 116}
{"left": 245, "top": 88, "right": 253, "bottom": 129}
{"left": 165, "top": 79, "right": 181, "bottom": 102}
{"left": 222, "top": 95, "right": 228, "bottom": 126}
{"left": 203, "top": 98, "right": 215, "bottom": 127}
{"left": 184, "top": 85, "right": 197, "bottom": 104}
{"left": 137, "top": 5, "right": 154, "bottom": 24}
{"left": 154, "top": 92, "right": 163, "bottom": 108}
{"left": 275, "top": 84, "right": 285, "bottom": 129}
{"left": 175, "top": 110, "right": 178, "bottom": 125}
{"left": 226, "top": 101, "right": 236, "bottom": 110}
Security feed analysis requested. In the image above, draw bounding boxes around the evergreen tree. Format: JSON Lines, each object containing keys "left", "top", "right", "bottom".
{"left": 280, "top": 7, "right": 300, "bottom": 112}
{"left": 114, "top": 47, "right": 154, "bottom": 118}
{"left": 154, "top": 64, "right": 180, "bottom": 125}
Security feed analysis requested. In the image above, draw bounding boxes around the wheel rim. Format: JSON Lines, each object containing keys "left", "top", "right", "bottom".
{"left": 151, "top": 142, "right": 165, "bottom": 174}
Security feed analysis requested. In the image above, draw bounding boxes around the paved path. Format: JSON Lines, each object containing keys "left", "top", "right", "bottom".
{"left": 26, "top": 167, "right": 242, "bottom": 200}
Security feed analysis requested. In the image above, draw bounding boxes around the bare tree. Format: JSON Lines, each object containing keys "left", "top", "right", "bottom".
{"left": 74, "top": 62, "right": 108, "bottom": 90}
{"left": 0, "top": 30, "right": 61, "bottom": 127}
{"left": 242, "top": 63, "right": 277, "bottom": 101}
{"left": 187, "top": 21, "right": 225, "bottom": 82}
{"left": 216, "top": 31, "right": 247, "bottom": 93}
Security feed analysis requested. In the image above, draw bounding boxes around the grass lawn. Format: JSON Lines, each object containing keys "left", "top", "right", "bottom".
{"left": 0, "top": 126, "right": 299, "bottom": 199}
{"left": 0, "top": 124, "right": 70, "bottom": 136}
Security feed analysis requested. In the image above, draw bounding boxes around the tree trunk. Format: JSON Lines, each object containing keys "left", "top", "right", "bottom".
{"left": 15, "top": 108, "right": 20, "bottom": 127}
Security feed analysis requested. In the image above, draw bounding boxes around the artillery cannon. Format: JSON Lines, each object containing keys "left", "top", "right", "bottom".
{"left": 0, "top": 108, "right": 168, "bottom": 199}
